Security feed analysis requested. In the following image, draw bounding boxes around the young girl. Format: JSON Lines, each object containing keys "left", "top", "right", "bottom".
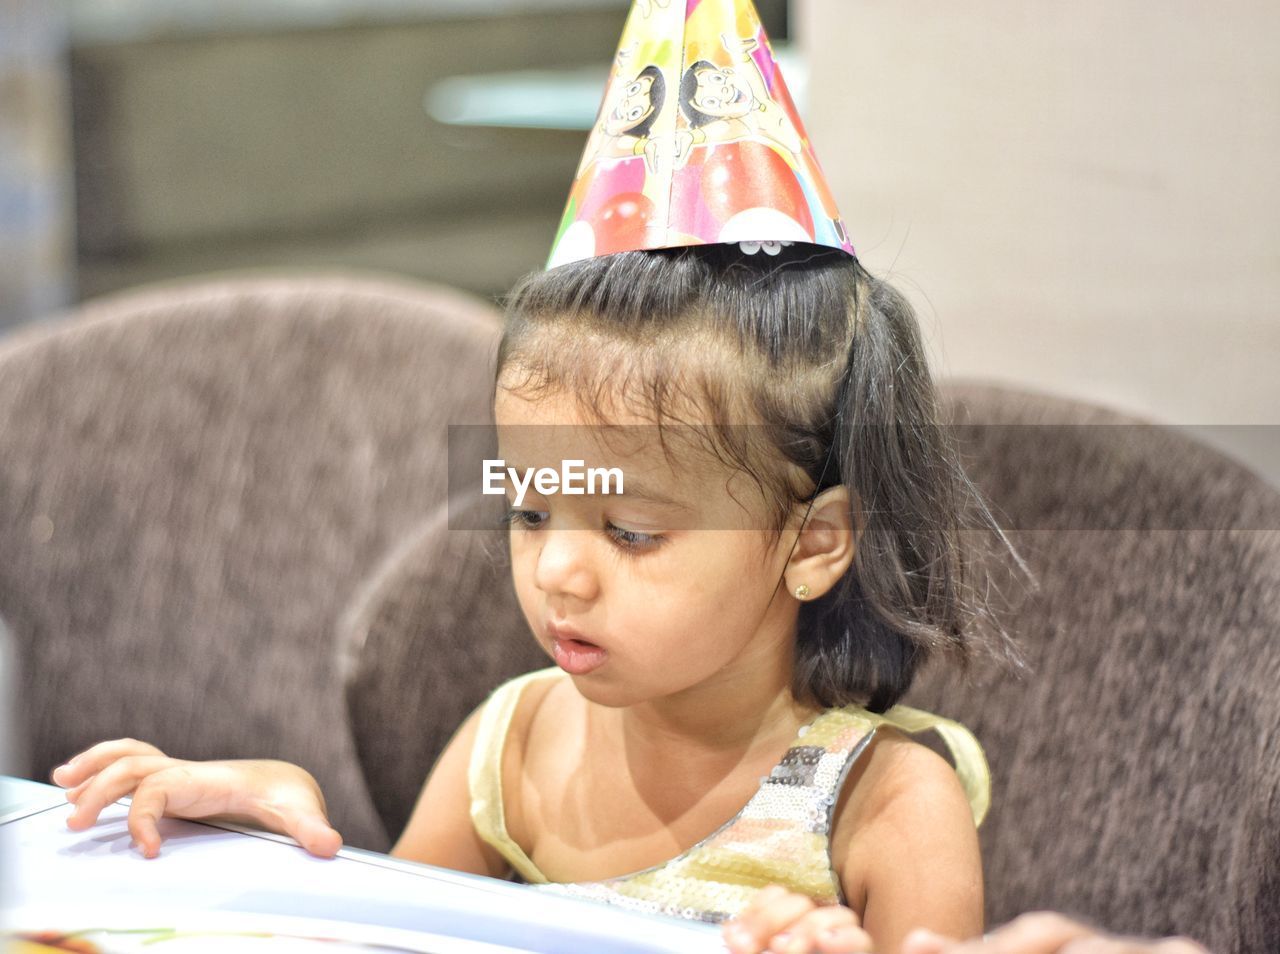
{"left": 53, "top": 244, "right": 1019, "bottom": 954}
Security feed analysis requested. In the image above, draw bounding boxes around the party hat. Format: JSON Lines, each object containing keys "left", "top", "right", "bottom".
{"left": 547, "top": 0, "right": 855, "bottom": 270}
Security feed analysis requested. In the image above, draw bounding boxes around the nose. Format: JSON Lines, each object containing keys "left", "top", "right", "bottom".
{"left": 532, "top": 528, "right": 599, "bottom": 602}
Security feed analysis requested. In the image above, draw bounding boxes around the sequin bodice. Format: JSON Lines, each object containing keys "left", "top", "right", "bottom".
{"left": 468, "top": 668, "right": 989, "bottom": 924}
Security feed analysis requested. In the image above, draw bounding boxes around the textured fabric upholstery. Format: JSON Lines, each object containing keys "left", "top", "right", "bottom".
{"left": 0, "top": 273, "right": 504, "bottom": 851}
{"left": 342, "top": 380, "right": 1280, "bottom": 951}
{"left": 907, "top": 382, "right": 1280, "bottom": 953}
{"left": 342, "top": 493, "right": 545, "bottom": 841}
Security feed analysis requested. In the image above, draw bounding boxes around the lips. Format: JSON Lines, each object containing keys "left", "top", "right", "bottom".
{"left": 546, "top": 621, "right": 608, "bottom": 676}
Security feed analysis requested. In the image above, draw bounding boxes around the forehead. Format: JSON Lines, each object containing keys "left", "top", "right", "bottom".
{"left": 493, "top": 383, "right": 771, "bottom": 523}
{"left": 495, "top": 384, "right": 708, "bottom": 468}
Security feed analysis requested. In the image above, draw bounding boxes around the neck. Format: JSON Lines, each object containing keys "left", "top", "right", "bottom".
{"left": 620, "top": 653, "right": 808, "bottom": 754}
{"left": 600, "top": 631, "right": 818, "bottom": 826}
{"left": 613, "top": 603, "right": 818, "bottom": 768}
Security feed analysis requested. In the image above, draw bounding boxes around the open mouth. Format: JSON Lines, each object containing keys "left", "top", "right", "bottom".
{"left": 550, "top": 634, "right": 608, "bottom": 675}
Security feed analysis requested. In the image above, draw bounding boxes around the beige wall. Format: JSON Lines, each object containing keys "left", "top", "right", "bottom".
{"left": 798, "top": 1, "right": 1280, "bottom": 486}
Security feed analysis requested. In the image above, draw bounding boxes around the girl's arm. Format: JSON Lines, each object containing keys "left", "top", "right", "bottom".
{"left": 723, "top": 728, "right": 982, "bottom": 954}
{"left": 845, "top": 729, "right": 984, "bottom": 949}
{"left": 390, "top": 705, "right": 512, "bottom": 879}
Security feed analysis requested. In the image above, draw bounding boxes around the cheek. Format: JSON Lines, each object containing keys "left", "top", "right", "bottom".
{"left": 507, "top": 539, "right": 542, "bottom": 605}
{"left": 647, "top": 538, "right": 774, "bottom": 621}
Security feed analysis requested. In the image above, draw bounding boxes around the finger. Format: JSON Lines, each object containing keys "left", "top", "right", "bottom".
{"left": 1156, "top": 940, "right": 1212, "bottom": 954}
{"left": 52, "top": 738, "right": 167, "bottom": 788}
{"left": 1060, "top": 940, "right": 1144, "bottom": 953}
{"left": 127, "top": 778, "right": 169, "bottom": 859}
{"left": 65, "top": 756, "right": 177, "bottom": 831}
{"left": 1061, "top": 938, "right": 1207, "bottom": 954}
{"left": 724, "top": 897, "right": 776, "bottom": 953}
{"left": 734, "top": 884, "right": 809, "bottom": 923}
{"left": 941, "top": 912, "right": 1098, "bottom": 954}
{"left": 815, "top": 919, "right": 875, "bottom": 953}
{"left": 724, "top": 887, "right": 817, "bottom": 953}
{"left": 277, "top": 807, "right": 343, "bottom": 858}
{"left": 63, "top": 761, "right": 139, "bottom": 804}
{"left": 723, "top": 886, "right": 797, "bottom": 954}
{"left": 1155, "top": 941, "right": 1212, "bottom": 954}
{"left": 51, "top": 739, "right": 166, "bottom": 789}
{"left": 995, "top": 912, "right": 1097, "bottom": 952}
{"left": 816, "top": 925, "right": 876, "bottom": 954}
{"left": 773, "top": 905, "right": 870, "bottom": 954}
{"left": 64, "top": 776, "right": 94, "bottom": 804}
{"left": 901, "top": 928, "right": 956, "bottom": 954}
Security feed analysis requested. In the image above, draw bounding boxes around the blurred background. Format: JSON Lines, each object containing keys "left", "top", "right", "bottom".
{"left": 1, "top": 0, "right": 1277, "bottom": 482}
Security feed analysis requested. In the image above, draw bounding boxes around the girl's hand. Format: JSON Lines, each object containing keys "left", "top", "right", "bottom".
{"left": 901, "top": 913, "right": 1211, "bottom": 954}
{"left": 723, "top": 886, "right": 874, "bottom": 954}
{"left": 50, "top": 738, "right": 342, "bottom": 859}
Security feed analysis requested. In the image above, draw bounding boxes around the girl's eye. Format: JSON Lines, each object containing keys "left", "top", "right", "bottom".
{"left": 500, "top": 508, "right": 548, "bottom": 531}
{"left": 606, "top": 522, "right": 664, "bottom": 554}
{"left": 501, "top": 510, "right": 664, "bottom": 554}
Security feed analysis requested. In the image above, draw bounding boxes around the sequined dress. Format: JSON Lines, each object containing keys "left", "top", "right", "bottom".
{"left": 468, "top": 668, "right": 990, "bottom": 924}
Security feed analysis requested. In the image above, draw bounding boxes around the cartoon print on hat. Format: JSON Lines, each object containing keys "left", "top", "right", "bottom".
{"left": 548, "top": 0, "right": 855, "bottom": 270}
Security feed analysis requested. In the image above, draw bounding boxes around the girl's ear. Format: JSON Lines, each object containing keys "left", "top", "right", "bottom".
{"left": 785, "top": 485, "right": 860, "bottom": 601}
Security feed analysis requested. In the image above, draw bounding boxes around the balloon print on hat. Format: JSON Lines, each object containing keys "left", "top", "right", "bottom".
{"left": 547, "top": 0, "right": 855, "bottom": 269}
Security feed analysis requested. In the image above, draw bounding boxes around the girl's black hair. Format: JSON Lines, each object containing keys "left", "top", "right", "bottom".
{"left": 496, "top": 245, "right": 1023, "bottom": 712}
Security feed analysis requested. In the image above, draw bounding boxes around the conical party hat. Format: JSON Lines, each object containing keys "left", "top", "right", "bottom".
{"left": 547, "top": 0, "right": 855, "bottom": 270}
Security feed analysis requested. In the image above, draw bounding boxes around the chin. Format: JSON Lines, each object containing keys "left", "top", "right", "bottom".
{"left": 563, "top": 670, "right": 653, "bottom": 710}
{"left": 568, "top": 682, "right": 628, "bottom": 709}
{"left": 571, "top": 669, "right": 709, "bottom": 712}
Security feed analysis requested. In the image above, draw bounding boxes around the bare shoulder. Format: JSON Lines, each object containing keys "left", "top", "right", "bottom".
{"left": 847, "top": 726, "right": 973, "bottom": 822}
{"left": 503, "top": 671, "right": 570, "bottom": 787}
{"left": 390, "top": 671, "right": 564, "bottom": 876}
{"left": 505, "top": 671, "right": 569, "bottom": 752}
{"left": 830, "top": 726, "right": 982, "bottom": 919}
{"left": 500, "top": 672, "right": 569, "bottom": 849}
{"left": 390, "top": 701, "right": 499, "bottom": 873}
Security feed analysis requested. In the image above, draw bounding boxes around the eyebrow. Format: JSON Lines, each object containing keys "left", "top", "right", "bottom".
{"left": 620, "top": 480, "right": 692, "bottom": 511}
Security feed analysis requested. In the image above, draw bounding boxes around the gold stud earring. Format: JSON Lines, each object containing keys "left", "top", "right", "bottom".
{"left": 794, "top": 584, "right": 811, "bottom": 600}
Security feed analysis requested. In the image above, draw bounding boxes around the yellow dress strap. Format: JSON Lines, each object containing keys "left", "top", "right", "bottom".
{"left": 467, "top": 668, "right": 563, "bottom": 884}
{"left": 864, "top": 704, "right": 991, "bottom": 828}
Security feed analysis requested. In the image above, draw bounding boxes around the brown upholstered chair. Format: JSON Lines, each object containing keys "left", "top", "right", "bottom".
{"left": 341, "top": 381, "right": 1280, "bottom": 954}
{"left": 0, "top": 272, "right": 508, "bottom": 851}
{"left": 908, "top": 385, "right": 1280, "bottom": 954}
{"left": 342, "top": 493, "right": 544, "bottom": 841}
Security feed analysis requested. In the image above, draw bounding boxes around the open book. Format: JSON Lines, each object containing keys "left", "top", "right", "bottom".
{"left": 2, "top": 780, "right": 724, "bottom": 954}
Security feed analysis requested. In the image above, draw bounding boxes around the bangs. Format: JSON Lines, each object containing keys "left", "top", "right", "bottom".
{"left": 501, "top": 245, "right": 854, "bottom": 366}
{"left": 496, "top": 322, "right": 803, "bottom": 535}
{"left": 495, "top": 247, "right": 853, "bottom": 534}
